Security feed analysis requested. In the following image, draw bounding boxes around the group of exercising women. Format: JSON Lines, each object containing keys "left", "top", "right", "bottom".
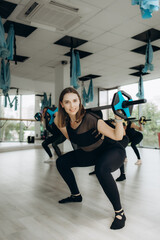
{"left": 35, "top": 87, "right": 144, "bottom": 230}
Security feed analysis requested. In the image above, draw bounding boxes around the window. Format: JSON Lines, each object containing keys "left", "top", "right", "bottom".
{"left": 0, "top": 94, "right": 35, "bottom": 142}
{"left": 0, "top": 95, "right": 20, "bottom": 141}
{"left": 120, "top": 79, "right": 160, "bottom": 149}
{"left": 99, "top": 88, "right": 118, "bottom": 120}
{"left": 99, "top": 80, "right": 160, "bottom": 149}
{"left": 99, "top": 89, "right": 108, "bottom": 120}
{"left": 21, "top": 95, "right": 35, "bottom": 141}
{"left": 141, "top": 79, "right": 160, "bottom": 148}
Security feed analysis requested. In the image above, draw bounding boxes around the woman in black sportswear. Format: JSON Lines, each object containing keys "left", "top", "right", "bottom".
{"left": 54, "top": 87, "right": 126, "bottom": 230}
{"left": 125, "top": 120, "right": 143, "bottom": 165}
{"left": 41, "top": 107, "right": 66, "bottom": 163}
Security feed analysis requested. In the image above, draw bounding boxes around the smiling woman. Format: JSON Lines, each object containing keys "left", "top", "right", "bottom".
{"left": 54, "top": 87, "right": 127, "bottom": 230}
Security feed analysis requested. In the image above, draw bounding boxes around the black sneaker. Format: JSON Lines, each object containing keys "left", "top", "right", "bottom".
{"left": 116, "top": 174, "right": 126, "bottom": 182}
{"left": 89, "top": 170, "right": 96, "bottom": 175}
{"left": 59, "top": 194, "right": 82, "bottom": 204}
{"left": 110, "top": 210, "right": 126, "bottom": 230}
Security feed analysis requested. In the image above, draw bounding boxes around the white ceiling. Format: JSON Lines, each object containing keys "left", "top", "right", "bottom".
{"left": 3, "top": 0, "right": 160, "bottom": 91}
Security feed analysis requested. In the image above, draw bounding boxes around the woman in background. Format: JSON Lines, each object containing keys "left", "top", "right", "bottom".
{"left": 41, "top": 106, "right": 66, "bottom": 163}
{"left": 125, "top": 120, "right": 143, "bottom": 165}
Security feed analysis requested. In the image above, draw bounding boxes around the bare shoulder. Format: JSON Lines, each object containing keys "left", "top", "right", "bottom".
{"left": 131, "top": 122, "right": 137, "bottom": 128}
{"left": 131, "top": 122, "right": 140, "bottom": 131}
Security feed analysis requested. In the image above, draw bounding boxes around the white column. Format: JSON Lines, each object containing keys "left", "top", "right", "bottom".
{"left": 54, "top": 62, "right": 70, "bottom": 106}
{"left": 138, "top": 104, "right": 143, "bottom": 147}
{"left": 19, "top": 95, "right": 23, "bottom": 142}
{"left": 54, "top": 62, "right": 72, "bottom": 153}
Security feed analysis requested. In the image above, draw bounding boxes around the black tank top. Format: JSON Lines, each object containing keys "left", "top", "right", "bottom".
{"left": 67, "top": 112, "right": 124, "bottom": 152}
{"left": 66, "top": 112, "right": 104, "bottom": 152}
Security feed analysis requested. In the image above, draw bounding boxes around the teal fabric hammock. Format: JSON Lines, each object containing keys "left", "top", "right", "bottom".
{"left": 0, "top": 16, "right": 16, "bottom": 109}
{"left": 0, "top": 17, "right": 14, "bottom": 60}
{"left": 0, "top": 59, "right": 10, "bottom": 96}
{"left": 70, "top": 49, "right": 81, "bottom": 89}
{"left": 132, "top": 0, "right": 159, "bottom": 18}
{"left": 136, "top": 74, "right": 144, "bottom": 99}
{"left": 6, "top": 23, "right": 14, "bottom": 60}
{"left": 82, "top": 79, "right": 94, "bottom": 106}
{"left": 0, "top": 17, "right": 9, "bottom": 59}
{"left": 4, "top": 93, "right": 18, "bottom": 110}
{"left": 142, "top": 38, "right": 154, "bottom": 73}
{"left": 41, "top": 93, "right": 52, "bottom": 110}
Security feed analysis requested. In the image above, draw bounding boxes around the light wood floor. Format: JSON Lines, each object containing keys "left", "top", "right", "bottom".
{"left": 0, "top": 146, "right": 159, "bottom": 240}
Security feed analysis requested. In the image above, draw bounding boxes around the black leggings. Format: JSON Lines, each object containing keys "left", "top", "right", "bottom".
{"left": 42, "top": 134, "right": 66, "bottom": 157}
{"left": 56, "top": 144, "right": 125, "bottom": 211}
{"left": 118, "top": 136, "right": 129, "bottom": 175}
{"left": 130, "top": 132, "right": 143, "bottom": 159}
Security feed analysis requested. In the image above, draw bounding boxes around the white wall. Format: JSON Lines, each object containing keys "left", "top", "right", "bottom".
{"left": 54, "top": 63, "right": 70, "bottom": 106}
{"left": 12, "top": 75, "right": 55, "bottom": 102}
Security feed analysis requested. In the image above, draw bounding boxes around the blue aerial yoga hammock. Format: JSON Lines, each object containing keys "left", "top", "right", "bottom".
{"left": 0, "top": 17, "right": 9, "bottom": 59}
{"left": 0, "top": 59, "right": 10, "bottom": 96}
{"left": 4, "top": 93, "right": 18, "bottom": 110}
{"left": 82, "top": 87, "right": 88, "bottom": 106}
{"left": 41, "top": 92, "right": 52, "bottom": 110}
{"left": 142, "top": 38, "right": 154, "bottom": 73}
{"left": 82, "top": 79, "right": 94, "bottom": 106}
{"left": 87, "top": 78, "right": 93, "bottom": 102}
{"left": 0, "top": 17, "right": 17, "bottom": 109}
{"left": 6, "top": 23, "right": 14, "bottom": 60}
{"left": 48, "top": 94, "right": 51, "bottom": 107}
{"left": 70, "top": 49, "right": 81, "bottom": 89}
{"left": 136, "top": 74, "right": 144, "bottom": 99}
{"left": 0, "top": 59, "right": 18, "bottom": 110}
{"left": 132, "top": 0, "right": 159, "bottom": 19}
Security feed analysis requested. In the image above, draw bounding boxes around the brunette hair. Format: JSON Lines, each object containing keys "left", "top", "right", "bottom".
{"left": 57, "top": 87, "right": 85, "bottom": 128}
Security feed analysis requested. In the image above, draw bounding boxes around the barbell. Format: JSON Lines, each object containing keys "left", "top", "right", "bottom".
{"left": 89, "top": 90, "right": 147, "bottom": 119}
{"left": 34, "top": 108, "right": 58, "bottom": 124}
{"left": 130, "top": 116, "right": 151, "bottom": 125}
{"left": 34, "top": 112, "right": 42, "bottom": 121}
{"left": 35, "top": 91, "right": 147, "bottom": 121}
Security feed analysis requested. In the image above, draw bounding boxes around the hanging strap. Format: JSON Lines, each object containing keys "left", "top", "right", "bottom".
{"left": 0, "top": 16, "right": 9, "bottom": 59}
{"left": 75, "top": 51, "right": 81, "bottom": 77}
{"left": 142, "top": 38, "right": 153, "bottom": 73}
{"left": 136, "top": 74, "right": 144, "bottom": 99}
{"left": 82, "top": 85, "right": 88, "bottom": 106}
{"left": 6, "top": 23, "right": 14, "bottom": 60}
{"left": 13, "top": 23, "right": 17, "bottom": 64}
{"left": 4, "top": 93, "right": 18, "bottom": 109}
{"left": 87, "top": 79, "right": 93, "bottom": 102}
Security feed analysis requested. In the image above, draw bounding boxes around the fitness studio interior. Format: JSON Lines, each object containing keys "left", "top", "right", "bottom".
{"left": 0, "top": 0, "right": 160, "bottom": 239}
